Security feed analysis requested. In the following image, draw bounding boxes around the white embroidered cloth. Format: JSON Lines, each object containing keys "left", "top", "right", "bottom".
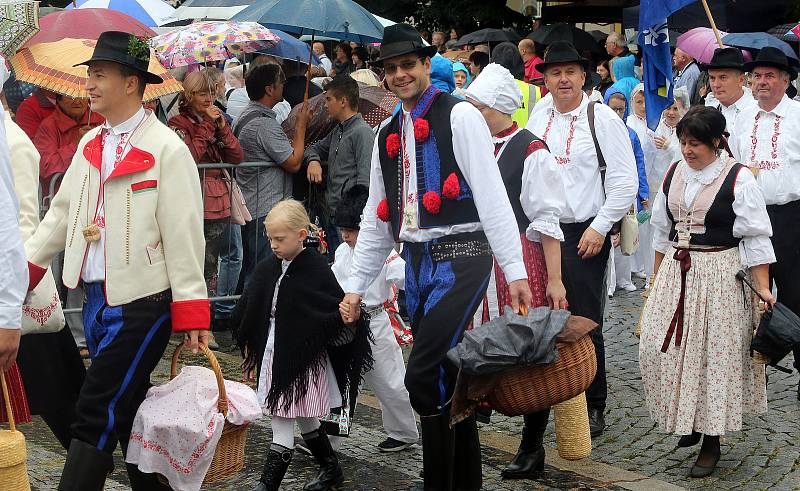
{"left": 126, "top": 366, "right": 262, "bottom": 491}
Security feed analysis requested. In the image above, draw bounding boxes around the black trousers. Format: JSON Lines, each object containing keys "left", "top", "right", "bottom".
{"left": 402, "top": 237, "right": 492, "bottom": 416}
{"left": 766, "top": 201, "right": 800, "bottom": 371}
{"left": 73, "top": 283, "right": 173, "bottom": 455}
{"left": 560, "top": 219, "right": 612, "bottom": 411}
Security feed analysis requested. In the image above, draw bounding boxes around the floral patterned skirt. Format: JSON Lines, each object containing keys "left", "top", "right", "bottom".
{"left": 638, "top": 247, "right": 767, "bottom": 436}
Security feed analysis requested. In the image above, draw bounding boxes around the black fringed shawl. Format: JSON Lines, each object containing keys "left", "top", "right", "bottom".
{"left": 232, "top": 247, "right": 373, "bottom": 413}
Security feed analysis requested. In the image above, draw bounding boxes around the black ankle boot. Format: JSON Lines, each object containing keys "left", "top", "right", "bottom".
{"left": 57, "top": 439, "right": 114, "bottom": 491}
{"left": 678, "top": 431, "right": 702, "bottom": 448}
{"left": 416, "top": 413, "right": 455, "bottom": 491}
{"left": 302, "top": 428, "right": 344, "bottom": 491}
{"left": 250, "top": 444, "right": 294, "bottom": 491}
{"left": 125, "top": 463, "right": 173, "bottom": 491}
{"left": 453, "top": 416, "right": 482, "bottom": 490}
{"left": 502, "top": 409, "right": 549, "bottom": 480}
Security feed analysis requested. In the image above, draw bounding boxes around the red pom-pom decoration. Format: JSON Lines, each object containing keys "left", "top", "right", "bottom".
{"left": 413, "top": 118, "right": 430, "bottom": 142}
{"left": 386, "top": 133, "right": 401, "bottom": 159}
{"left": 442, "top": 172, "right": 460, "bottom": 200}
{"left": 422, "top": 191, "right": 442, "bottom": 215}
{"left": 377, "top": 199, "right": 391, "bottom": 222}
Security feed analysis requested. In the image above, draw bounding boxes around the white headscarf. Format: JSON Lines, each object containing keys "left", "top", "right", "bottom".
{"left": 464, "top": 63, "right": 522, "bottom": 115}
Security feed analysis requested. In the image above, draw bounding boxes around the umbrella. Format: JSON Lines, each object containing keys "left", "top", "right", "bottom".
{"left": 721, "top": 32, "right": 798, "bottom": 60}
{"left": 282, "top": 83, "right": 398, "bottom": 143}
{"left": 25, "top": 8, "right": 154, "bottom": 47}
{"left": 766, "top": 23, "right": 798, "bottom": 42}
{"left": 166, "top": 0, "right": 251, "bottom": 23}
{"left": 67, "top": 0, "right": 176, "bottom": 27}
{"left": 11, "top": 38, "right": 182, "bottom": 102}
{"left": 0, "top": 0, "right": 39, "bottom": 58}
{"left": 231, "top": 0, "right": 384, "bottom": 44}
{"left": 254, "top": 29, "right": 319, "bottom": 65}
{"left": 455, "top": 28, "right": 519, "bottom": 47}
{"left": 528, "top": 24, "right": 601, "bottom": 54}
{"left": 676, "top": 27, "right": 728, "bottom": 64}
{"left": 150, "top": 21, "right": 279, "bottom": 69}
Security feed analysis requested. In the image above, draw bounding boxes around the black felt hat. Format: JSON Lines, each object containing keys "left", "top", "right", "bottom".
{"left": 374, "top": 23, "right": 438, "bottom": 67}
{"left": 700, "top": 47, "right": 745, "bottom": 72}
{"left": 583, "top": 70, "right": 601, "bottom": 91}
{"left": 75, "top": 31, "right": 163, "bottom": 85}
{"left": 334, "top": 185, "right": 370, "bottom": 230}
{"left": 743, "top": 47, "right": 797, "bottom": 81}
{"left": 535, "top": 41, "right": 592, "bottom": 73}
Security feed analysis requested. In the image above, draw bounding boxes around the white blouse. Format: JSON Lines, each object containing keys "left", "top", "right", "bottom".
{"left": 647, "top": 118, "right": 682, "bottom": 198}
{"left": 651, "top": 158, "right": 776, "bottom": 268}
{"left": 493, "top": 127, "right": 567, "bottom": 242}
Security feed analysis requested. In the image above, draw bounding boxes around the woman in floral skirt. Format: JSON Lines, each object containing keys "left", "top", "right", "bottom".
{"left": 639, "top": 106, "right": 775, "bottom": 478}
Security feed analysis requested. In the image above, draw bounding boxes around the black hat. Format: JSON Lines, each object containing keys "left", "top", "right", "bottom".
{"left": 700, "top": 47, "right": 745, "bottom": 72}
{"left": 76, "top": 31, "right": 163, "bottom": 85}
{"left": 535, "top": 41, "right": 591, "bottom": 73}
{"left": 374, "top": 23, "right": 438, "bottom": 67}
{"left": 583, "top": 70, "right": 601, "bottom": 91}
{"left": 743, "top": 47, "right": 798, "bottom": 81}
{"left": 334, "top": 185, "right": 370, "bottom": 230}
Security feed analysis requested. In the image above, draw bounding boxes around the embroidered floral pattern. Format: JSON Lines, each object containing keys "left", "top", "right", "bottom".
{"left": 22, "top": 291, "right": 59, "bottom": 326}
{"left": 749, "top": 112, "right": 783, "bottom": 170}
{"left": 542, "top": 109, "right": 578, "bottom": 165}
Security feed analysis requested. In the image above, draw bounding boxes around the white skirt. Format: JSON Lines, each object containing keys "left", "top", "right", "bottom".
{"left": 638, "top": 247, "right": 767, "bottom": 436}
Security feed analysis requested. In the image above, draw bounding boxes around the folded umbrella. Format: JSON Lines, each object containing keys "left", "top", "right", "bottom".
{"left": 447, "top": 307, "right": 570, "bottom": 376}
{"left": 722, "top": 32, "right": 798, "bottom": 60}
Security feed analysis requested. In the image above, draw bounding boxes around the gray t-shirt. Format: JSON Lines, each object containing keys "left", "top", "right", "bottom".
{"left": 233, "top": 101, "right": 294, "bottom": 219}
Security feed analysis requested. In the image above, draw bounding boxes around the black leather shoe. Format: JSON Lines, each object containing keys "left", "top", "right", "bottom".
{"left": 501, "top": 446, "right": 545, "bottom": 479}
{"left": 678, "top": 432, "right": 701, "bottom": 448}
{"left": 690, "top": 450, "right": 720, "bottom": 478}
{"left": 588, "top": 408, "right": 605, "bottom": 438}
{"left": 302, "top": 428, "right": 344, "bottom": 491}
{"left": 57, "top": 439, "right": 114, "bottom": 491}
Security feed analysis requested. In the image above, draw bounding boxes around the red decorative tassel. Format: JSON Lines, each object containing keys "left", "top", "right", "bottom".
{"left": 422, "top": 191, "right": 442, "bottom": 214}
{"left": 386, "top": 133, "right": 401, "bottom": 159}
{"left": 413, "top": 118, "right": 430, "bottom": 142}
{"left": 377, "top": 199, "right": 391, "bottom": 222}
{"left": 442, "top": 172, "right": 460, "bottom": 200}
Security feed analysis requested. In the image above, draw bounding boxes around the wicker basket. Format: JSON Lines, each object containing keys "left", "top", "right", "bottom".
{"left": 487, "top": 334, "right": 597, "bottom": 416}
{"left": 0, "top": 372, "right": 30, "bottom": 491}
{"left": 170, "top": 344, "right": 249, "bottom": 485}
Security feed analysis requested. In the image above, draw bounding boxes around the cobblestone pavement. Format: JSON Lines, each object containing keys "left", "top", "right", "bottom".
{"left": 22, "top": 280, "right": 800, "bottom": 490}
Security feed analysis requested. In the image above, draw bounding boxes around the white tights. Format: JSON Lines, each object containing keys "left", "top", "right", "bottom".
{"left": 271, "top": 416, "right": 321, "bottom": 449}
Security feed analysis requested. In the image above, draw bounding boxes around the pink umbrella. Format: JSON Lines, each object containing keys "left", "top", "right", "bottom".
{"left": 676, "top": 27, "right": 728, "bottom": 64}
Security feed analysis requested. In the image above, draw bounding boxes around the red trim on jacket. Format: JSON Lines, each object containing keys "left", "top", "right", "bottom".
{"left": 170, "top": 299, "right": 211, "bottom": 332}
{"left": 28, "top": 261, "right": 47, "bottom": 291}
{"left": 131, "top": 180, "right": 157, "bottom": 192}
{"left": 82, "top": 133, "right": 156, "bottom": 178}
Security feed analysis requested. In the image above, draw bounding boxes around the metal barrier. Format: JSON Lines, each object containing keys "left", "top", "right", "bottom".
{"left": 61, "top": 295, "right": 242, "bottom": 315}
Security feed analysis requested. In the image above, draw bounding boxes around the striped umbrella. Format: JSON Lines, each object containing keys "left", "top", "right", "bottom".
{"left": 11, "top": 38, "right": 182, "bottom": 102}
{"left": 67, "top": 0, "right": 176, "bottom": 27}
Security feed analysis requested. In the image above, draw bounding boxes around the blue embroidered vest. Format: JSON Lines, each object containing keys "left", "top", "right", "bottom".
{"left": 377, "top": 87, "right": 480, "bottom": 240}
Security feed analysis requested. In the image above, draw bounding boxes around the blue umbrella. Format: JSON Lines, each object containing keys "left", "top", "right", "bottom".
{"left": 255, "top": 29, "right": 320, "bottom": 65}
{"left": 721, "top": 32, "right": 798, "bottom": 60}
{"left": 66, "top": 0, "right": 176, "bottom": 27}
{"left": 231, "top": 0, "right": 384, "bottom": 44}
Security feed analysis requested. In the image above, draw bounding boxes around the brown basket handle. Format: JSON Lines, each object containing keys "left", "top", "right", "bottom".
{"left": 171, "top": 344, "right": 228, "bottom": 418}
{"left": 1, "top": 371, "right": 15, "bottom": 432}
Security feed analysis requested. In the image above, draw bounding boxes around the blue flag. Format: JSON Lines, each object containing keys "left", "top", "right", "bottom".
{"left": 638, "top": 0, "right": 696, "bottom": 130}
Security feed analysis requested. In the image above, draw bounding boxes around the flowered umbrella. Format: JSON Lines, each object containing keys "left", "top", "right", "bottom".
{"left": 11, "top": 38, "right": 182, "bottom": 102}
{"left": 150, "top": 20, "right": 279, "bottom": 69}
{"left": 0, "top": 0, "right": 39, "bottom": 58}
{"left": 676, "top": 27, "right": 729, "bottom": 64}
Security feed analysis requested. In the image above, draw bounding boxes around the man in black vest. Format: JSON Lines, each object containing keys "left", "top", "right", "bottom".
{"left": 340, "top": 24, "right": 532, "bottom": 490}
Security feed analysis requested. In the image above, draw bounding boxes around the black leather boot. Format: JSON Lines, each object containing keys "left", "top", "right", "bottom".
{"left": 250, "top": 444, "right": 294, "bottom": 491}
{"left": 412, "top": 414, "right": 455, "bottom": 491}
{"left": 302, "top": 428, "right": 344, "bottom": 491}
{"left": 125, "top": 463, "right": 173, "bottom": 491}
{"left": 453, "top": 415, "right": 482, "bottom": 490}
{"left": 502, "top": 408, "right": 549, "bottom": 479}
{"left": 57, "top": 439, "right": 114, "bottom": 491}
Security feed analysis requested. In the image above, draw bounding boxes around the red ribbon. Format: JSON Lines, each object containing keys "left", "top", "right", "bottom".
{"left": 661, "top": 249, "right": 692, "bottom": 353}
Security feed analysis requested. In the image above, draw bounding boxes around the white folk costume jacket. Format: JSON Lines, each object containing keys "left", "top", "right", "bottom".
{"left": 25, "top": 111, "right": 209, "bottom": 331}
